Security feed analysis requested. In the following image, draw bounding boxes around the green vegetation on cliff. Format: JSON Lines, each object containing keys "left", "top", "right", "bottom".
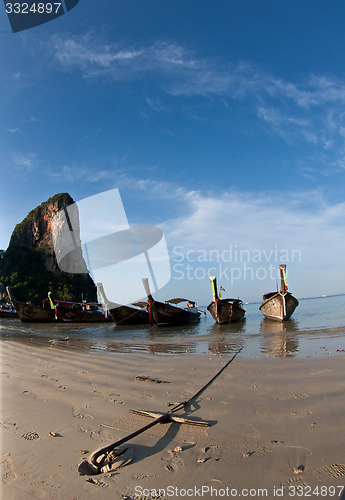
{"left": 0, "top": 194, "right": 96, "bottom": 304}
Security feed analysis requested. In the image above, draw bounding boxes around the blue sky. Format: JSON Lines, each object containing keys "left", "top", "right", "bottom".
{"left": 1, "top": 1, "right": 345, "bottom": 303}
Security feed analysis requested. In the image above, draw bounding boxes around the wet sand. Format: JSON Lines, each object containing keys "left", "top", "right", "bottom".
{"left": 1, "top": 340, "right": 345, "bottom": 499}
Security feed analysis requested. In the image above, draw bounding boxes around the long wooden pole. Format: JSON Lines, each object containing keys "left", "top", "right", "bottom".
{"left": 142, "top": 277, "right": 155, "bottom": 325}
{"left": 84, "top": 346, "right": 243, "bottom": 474}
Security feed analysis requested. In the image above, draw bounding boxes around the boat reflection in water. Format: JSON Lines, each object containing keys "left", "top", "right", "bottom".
{"left": 260, "top": 318, "right": 299, "bottom": 357}
{"left": 208, "top": 339, "right": 243, "bottom": 356}
{"left": 208, "top": 320, "right": 246, "bottom": 336}
{"left": 206, "top": 321, "right": 246, "bottom": 355}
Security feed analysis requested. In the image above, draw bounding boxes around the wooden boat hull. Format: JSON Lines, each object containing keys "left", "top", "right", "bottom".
{"left": 207, "top": 299, "right": 246, "bottom": 324}
{"left": 14, "top": 301, "right": 58, "bottom": 322}
{"left": 109, "top": 305, "right": 149, "bottom": 325}
{"left": 13, "top": 300, "right": 111, "bottom": 323}
{"left": 0, "top": 309, "right": 18, "bottom": 318}
{"left": 259, "top": 292, "right": 299, "bottom": 321}
{"left": 59, "top": 309, "right": 112, "bottom": 323}
{"left": 149, "top": 300, "right": 201, "bottom": 326}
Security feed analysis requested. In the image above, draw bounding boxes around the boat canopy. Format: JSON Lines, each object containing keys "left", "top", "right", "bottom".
{"left": 131, "top": 301, "right": 147, "bottom": 308}
{"left": 166, "top": 298, "right": 195, "bottom": 305}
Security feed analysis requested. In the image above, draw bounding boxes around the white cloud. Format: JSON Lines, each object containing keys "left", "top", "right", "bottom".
{"left": 29, "top": 33, "right": 345, "bottom": 115}
{"left": 44, "top": 34, "right": 345, "bottom": 165}
{"left": 114, "top": 177, "right": 345, "bottom": 298}
{"left": 47, "top": 35, "right": 196, "bottom": 82}
{"left": 163, "top": 189, "right": 340, "bottom": 252}
{"left": 48, "top": 164, "right": 115, "bottom": 183}
{"left": 145, "top": 96, "right": 168, "bottom": 113}
{"left": 11, "top": 152, "right": 38, "bottom": 174}
{"left": 112, "top": 173, "right": 345, "bottom": 259}
{"left": 23, "top": 116, "right": 40, "bottom": 123}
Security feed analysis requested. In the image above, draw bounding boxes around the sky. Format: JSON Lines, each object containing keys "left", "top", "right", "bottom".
{"left": 1, "top": 0, "right": 345, "bottom": 304}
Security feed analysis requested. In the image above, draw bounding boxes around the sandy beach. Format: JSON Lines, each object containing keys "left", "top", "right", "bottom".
{"left": 1, "top": 339, "right": 345, "bottom": 499}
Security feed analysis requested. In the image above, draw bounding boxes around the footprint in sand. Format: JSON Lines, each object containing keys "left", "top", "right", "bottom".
{"left": 196, "top": 444, "right": 221, "bottom": 463}
{"left": 289, "top": 394, "right": 309, "bottom": 400}
{"left": 161, "top": 447, "right": 185, "bottom": 472}
{"left": 1, "top": 421, "right": 40, "bottom": 442}
{"left": 242, "top": 444, "right": 272, "bottom": 458}
{"left": 203, "top": 445, "right": 218, "bottom": 453}
{"left": 0, "top": 456, "right": 17, "bottom": 484}
{"left": 132, "top": 473, "right": 157, "bottom": 480}
{"left": 73, "top": 408, "right": 94, "bottom": 419}
{"left": 22, "top": 430, "right": 40, "bottom": 440}
{"left": 277, "top": 394, "right": 309, "bottom": 401}
{"left": 106, "top": 394, "right": 124, "bottom": 404}
{"left": 273, "top": 444, "right": 312, "bottom": 482}
{"left": 282, "top": 477, "right": 306, "bottom": 489}
{"left": 288, "top": 410, "right": 313, "bottom": 419}
{"left": 315, "top": 463, "right": 345, "bottom": 479}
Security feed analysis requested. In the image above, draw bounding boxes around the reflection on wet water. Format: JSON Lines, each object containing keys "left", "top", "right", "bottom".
{"left": 1, "top": 295, "right": 345, "bottom": 358}
{"left": 259, "top": 319, "right": 299, "bottom": 357}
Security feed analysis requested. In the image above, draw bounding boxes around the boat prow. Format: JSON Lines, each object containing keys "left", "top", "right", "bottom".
{"left": 259, "top": 292, "right": 299, "bottom": 321}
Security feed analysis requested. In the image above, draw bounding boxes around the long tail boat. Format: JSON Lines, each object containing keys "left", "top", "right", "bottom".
{"left": 7, "top": 288, "right": 58, "bottom": 322}
{"left": 0, "top": 305, "right": 19, "bottom": 318}
{"left": 207, "top": 276, "right": 245, "bottom": 324}
{"left": 6, "top": 287, "right": 111, "bottom": 323}
{"left": 142, "top": 278, "right": 201, "bottom": 326}
{"left": 259, "top": 264, "right": 299, "bottom": 321}
{"left": 96, "top": 283, "right": 149, "bottom": 325}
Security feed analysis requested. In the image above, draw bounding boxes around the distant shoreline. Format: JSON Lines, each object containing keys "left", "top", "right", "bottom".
{"left": 247, "top": 293, "right": 345, "bottom": 305}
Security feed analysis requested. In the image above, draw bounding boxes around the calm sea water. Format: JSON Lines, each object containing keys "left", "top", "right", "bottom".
{"left": 1, "top": 295, "right": 345, "bottom": 358}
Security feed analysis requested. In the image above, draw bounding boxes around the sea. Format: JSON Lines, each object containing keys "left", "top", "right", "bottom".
{"left": 1, "top": 295, "right": 345, "bottom": 359}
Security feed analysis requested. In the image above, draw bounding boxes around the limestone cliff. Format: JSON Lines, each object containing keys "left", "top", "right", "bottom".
{"left": 0, "top": 193, "right": 96, "bottom": 304}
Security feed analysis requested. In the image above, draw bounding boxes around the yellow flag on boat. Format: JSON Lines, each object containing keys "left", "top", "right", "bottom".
{"left": 210, "top": 276, "right": 218, "bottom": 301}
{"left": 48, "top": 291, "right": 55, "bottom": 310}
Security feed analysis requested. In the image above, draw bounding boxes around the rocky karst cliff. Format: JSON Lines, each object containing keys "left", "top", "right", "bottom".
{"left": 0, "top": 193, "right": 96, "bottom": 303}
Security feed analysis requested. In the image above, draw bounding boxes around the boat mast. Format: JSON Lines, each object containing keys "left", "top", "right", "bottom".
{"left": 279, "top": 264, "right": 288, "bottom": 293}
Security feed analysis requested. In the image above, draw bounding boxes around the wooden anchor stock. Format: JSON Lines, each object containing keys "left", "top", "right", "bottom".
{"left": 129, "top": 409, "right": 210, "bottom": 427}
